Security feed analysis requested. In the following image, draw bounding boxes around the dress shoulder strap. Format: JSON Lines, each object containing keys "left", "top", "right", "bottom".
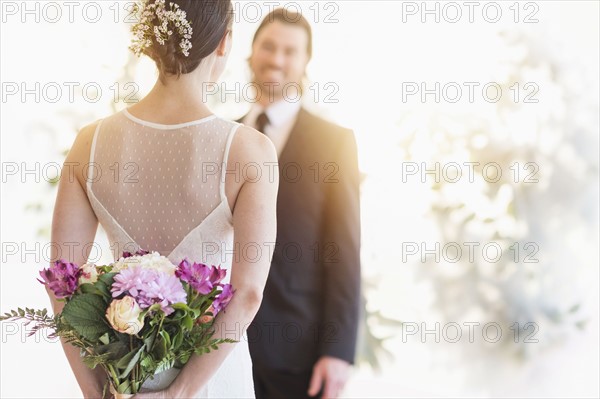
{"left": 220, "top": 122, "right": 242, "bottom": 202}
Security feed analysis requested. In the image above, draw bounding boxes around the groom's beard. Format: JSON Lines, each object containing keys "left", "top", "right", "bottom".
{"left": 251, "top": 79, "right": 286, "bottom": 104}
{"left": 250, "top": 77, "right": 304, "bottom": 104}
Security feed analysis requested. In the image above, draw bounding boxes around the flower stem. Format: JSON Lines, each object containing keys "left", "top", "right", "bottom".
{"left": 130, "top": 335, "right": 136, "bottom": 393}
{"left": 149, "top": 313, "right": 165, "bottom": 353}
{"left": 107, "top": 364, "right": 120, "bottom": 392}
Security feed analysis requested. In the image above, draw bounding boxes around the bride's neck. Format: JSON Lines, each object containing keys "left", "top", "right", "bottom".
{"left": 138, "top": 66, "right": 215, "bottom": 116}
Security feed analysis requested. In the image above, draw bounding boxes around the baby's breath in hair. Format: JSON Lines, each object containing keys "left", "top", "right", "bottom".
{"left": 129, "top": 0, "right": 193, "bottom": 57}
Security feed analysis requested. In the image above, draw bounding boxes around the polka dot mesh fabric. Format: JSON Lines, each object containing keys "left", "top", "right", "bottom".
{"left": 87, "top": 110, "right": 238, "bottom": 256}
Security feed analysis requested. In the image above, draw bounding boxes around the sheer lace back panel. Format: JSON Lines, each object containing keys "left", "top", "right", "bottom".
{"left": 86, "top": 109, "right": 239, "bottom": 264}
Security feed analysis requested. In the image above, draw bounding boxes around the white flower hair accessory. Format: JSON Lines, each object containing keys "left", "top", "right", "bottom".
{"left": 129, "top": 0, "right": 193, "bottom": 57}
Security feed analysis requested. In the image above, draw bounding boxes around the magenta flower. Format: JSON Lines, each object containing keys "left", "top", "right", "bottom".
{"left": 209, "top": 265, "right": 226, "bottom": 287}
{"left": 176, "top": 259, "right": 214, "bottom": 295}
{"left": 37, "top": 259, "right": 81, "bottom": 299}
{"left": 111, "top": 266, "right": 186, "bottom": 316}
{"left": 212, "top": 284, "right": 234, "bottom": 314}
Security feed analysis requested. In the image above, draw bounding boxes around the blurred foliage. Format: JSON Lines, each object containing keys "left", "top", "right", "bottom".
{"left": 404, "top": 29, "right": 597, "bottom": 368}
{"left": 356, "top": 274, "right": 403, "bottom": 372}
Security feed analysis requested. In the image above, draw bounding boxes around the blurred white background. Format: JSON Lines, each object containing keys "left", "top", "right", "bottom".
{"left": 1, "top": 1, "right": 598, "bottom": 397}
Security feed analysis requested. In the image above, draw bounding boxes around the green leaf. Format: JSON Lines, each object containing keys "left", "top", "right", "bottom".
{"left": 176, "top": 353, "right": 190, "bottom": 366}
{"left": 144, "top": 334, "right": 155, "bottom": 349}
{"left": 116, "top": 348, "right": 137, "bottom": 369}
{"left": 95, "top": 284, "right": 111, "bottom": 300}
{"left": 117, "top": 378, "right": 132, "bottom": 394}
{"left": 82, "top": 352, "right": 112, "bottom": 369}
{"left": 152, "top": 333, "right": 168, "bottom": 359}
{"left": 62, "top": 294, "right": 110, "bottom": 341}
{"left": 182, "top": 314, "right": 193, "bottom": 331}
{"left": 140, "top": 354, "right": 155, "bottom": 371}
{"left": 95, "top": 341, "right": 130, "bottom": 362}
{"left": 98, "top": 272, "right": 117, "bottom": 285}
{"left": 98, "top": 332, "right": 110, "bottom": 345}
{"left": 154, "top": 356, "right": 175, "bottom": 374}
{"left": 79, "top": 283, "right": 100, "bottom": 295}
{"left": 166, "top": 309, "right": 185, "bottom": 321}
{"left": 172, "top": 329, "right": 183, "bottom": 349}
{"left": 150, "top": 338, "right": 164, "bottom": 359}
{"left": 141, "top": 303, "right": 163, "bottom": 319}
{"left": 117, "top": 345, "right": 145, "bottom": 379}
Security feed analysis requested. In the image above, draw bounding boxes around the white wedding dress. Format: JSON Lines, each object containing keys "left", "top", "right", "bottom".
{"left": 85, "top": 109, "right": 255, "bottom": 397}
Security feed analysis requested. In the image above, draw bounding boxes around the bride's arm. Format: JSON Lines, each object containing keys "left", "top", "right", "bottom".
{"left": 46, "top": 290, "right": 107, "bottom": 398}
{"left": 166, "top": 128, "right": 279, "bottom": 398}
{"left": 48, "top": 123, "right": 108, "bottom": 397}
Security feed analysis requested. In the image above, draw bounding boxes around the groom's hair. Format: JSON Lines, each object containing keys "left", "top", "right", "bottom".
{"left": 146, "top": 0, "right": 234, "bottom": 81}
{"left": 251, "top": 7, "right": 313, "bottom": 59}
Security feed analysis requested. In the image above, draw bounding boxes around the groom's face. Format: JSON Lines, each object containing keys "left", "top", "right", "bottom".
{"left": 249, "top": 21, "right": 309, "bottom": 101}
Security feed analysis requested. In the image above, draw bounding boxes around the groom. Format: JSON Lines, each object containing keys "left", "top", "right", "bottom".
{"left": 240, "top": 8, "right": 361, "bottom": 399}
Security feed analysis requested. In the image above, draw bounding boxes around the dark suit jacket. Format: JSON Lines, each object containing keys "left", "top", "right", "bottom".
{"left": 239, "top": 108, "right": 361, "bottom": 372}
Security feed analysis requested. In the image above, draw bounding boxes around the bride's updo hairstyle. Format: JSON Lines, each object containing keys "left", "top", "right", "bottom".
{"left": 130, "top": 0, "right": 233, "bottom": 80}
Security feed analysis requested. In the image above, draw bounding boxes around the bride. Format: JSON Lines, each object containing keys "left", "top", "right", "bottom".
{"left": 47, "top": 0, "right": 278, "bottom": 397}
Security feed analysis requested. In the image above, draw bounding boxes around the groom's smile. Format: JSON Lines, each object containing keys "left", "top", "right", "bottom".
{"left": 249, "top": 20, "right": 310, "bottom": 102}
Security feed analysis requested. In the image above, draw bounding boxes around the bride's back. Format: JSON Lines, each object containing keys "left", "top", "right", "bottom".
{"left": 86, "top": 108, "right": 243, "bottom": 257}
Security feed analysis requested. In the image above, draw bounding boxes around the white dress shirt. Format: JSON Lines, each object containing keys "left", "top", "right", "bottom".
{"left": 243, "top": 100, "right": 301, "bottom": 157}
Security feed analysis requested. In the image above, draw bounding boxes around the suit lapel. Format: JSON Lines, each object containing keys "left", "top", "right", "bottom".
{"left": 277, "top": 107, "right": 308, "bottom": 167}
{"left": 238, "top": 107, "right": 309, "bottom": 168}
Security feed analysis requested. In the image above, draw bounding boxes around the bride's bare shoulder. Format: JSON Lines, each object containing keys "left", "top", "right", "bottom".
{"left": 68, "top": 120, "right": 101, "bottom": 161}
{"left": 222, "top": 123, "right": 278, "bottom": 208}
{"left": 228, "top": 124, "right": 277, "bottom": 167}
{"left": 64, "top": 119, "right": 102, "bottom": 191}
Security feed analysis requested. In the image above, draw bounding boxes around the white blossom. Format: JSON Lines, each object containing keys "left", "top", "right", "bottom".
{"left": 129, "top": 0, "right": 194, "bottom": 58}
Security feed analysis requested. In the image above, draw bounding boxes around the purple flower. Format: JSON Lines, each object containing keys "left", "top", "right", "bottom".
{"left": 137, "top": 273, "right": 187, "bottom": 315}
{"left": 212, "top": 284, "right": 234, "bottom": 314}
{"left": 122, "top": 249, "right": 150, "bottom": 258}
{"left": 176, "top": 259, "right": 214, "bottom": 295}
{"left": 37, "top": 259, "right": 81, "bottom": 299}
{"left": 111, "top": 266, "right": 186, "bottom": 316}
{"left": 209, "top": 265, "right": 226, "bottom": 287}
{"left": 111, "top": 266, "right": 155, "bottom": 298}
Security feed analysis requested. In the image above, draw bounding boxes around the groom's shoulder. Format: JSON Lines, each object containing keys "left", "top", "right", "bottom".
{"left": 300, "top": 108, "right": 354, "bottom": 142}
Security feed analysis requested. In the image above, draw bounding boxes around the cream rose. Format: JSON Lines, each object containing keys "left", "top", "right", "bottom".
{"left": 78, "top": 262, "right": 98, "bottom": 284}
{"left": 112, "top": 251, "right": 176, "bottom": 275}
{"left": 106, "top": 296, "right": 144, "bottom": 335}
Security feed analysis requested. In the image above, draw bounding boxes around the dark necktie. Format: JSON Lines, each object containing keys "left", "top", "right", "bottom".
{"left": 255, "top": 112, "right": 269, "bottom": 134}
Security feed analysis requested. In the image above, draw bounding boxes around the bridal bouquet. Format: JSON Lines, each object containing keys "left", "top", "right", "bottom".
{"left": 0, "top": 249, "right": 236, "bottom": 397}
